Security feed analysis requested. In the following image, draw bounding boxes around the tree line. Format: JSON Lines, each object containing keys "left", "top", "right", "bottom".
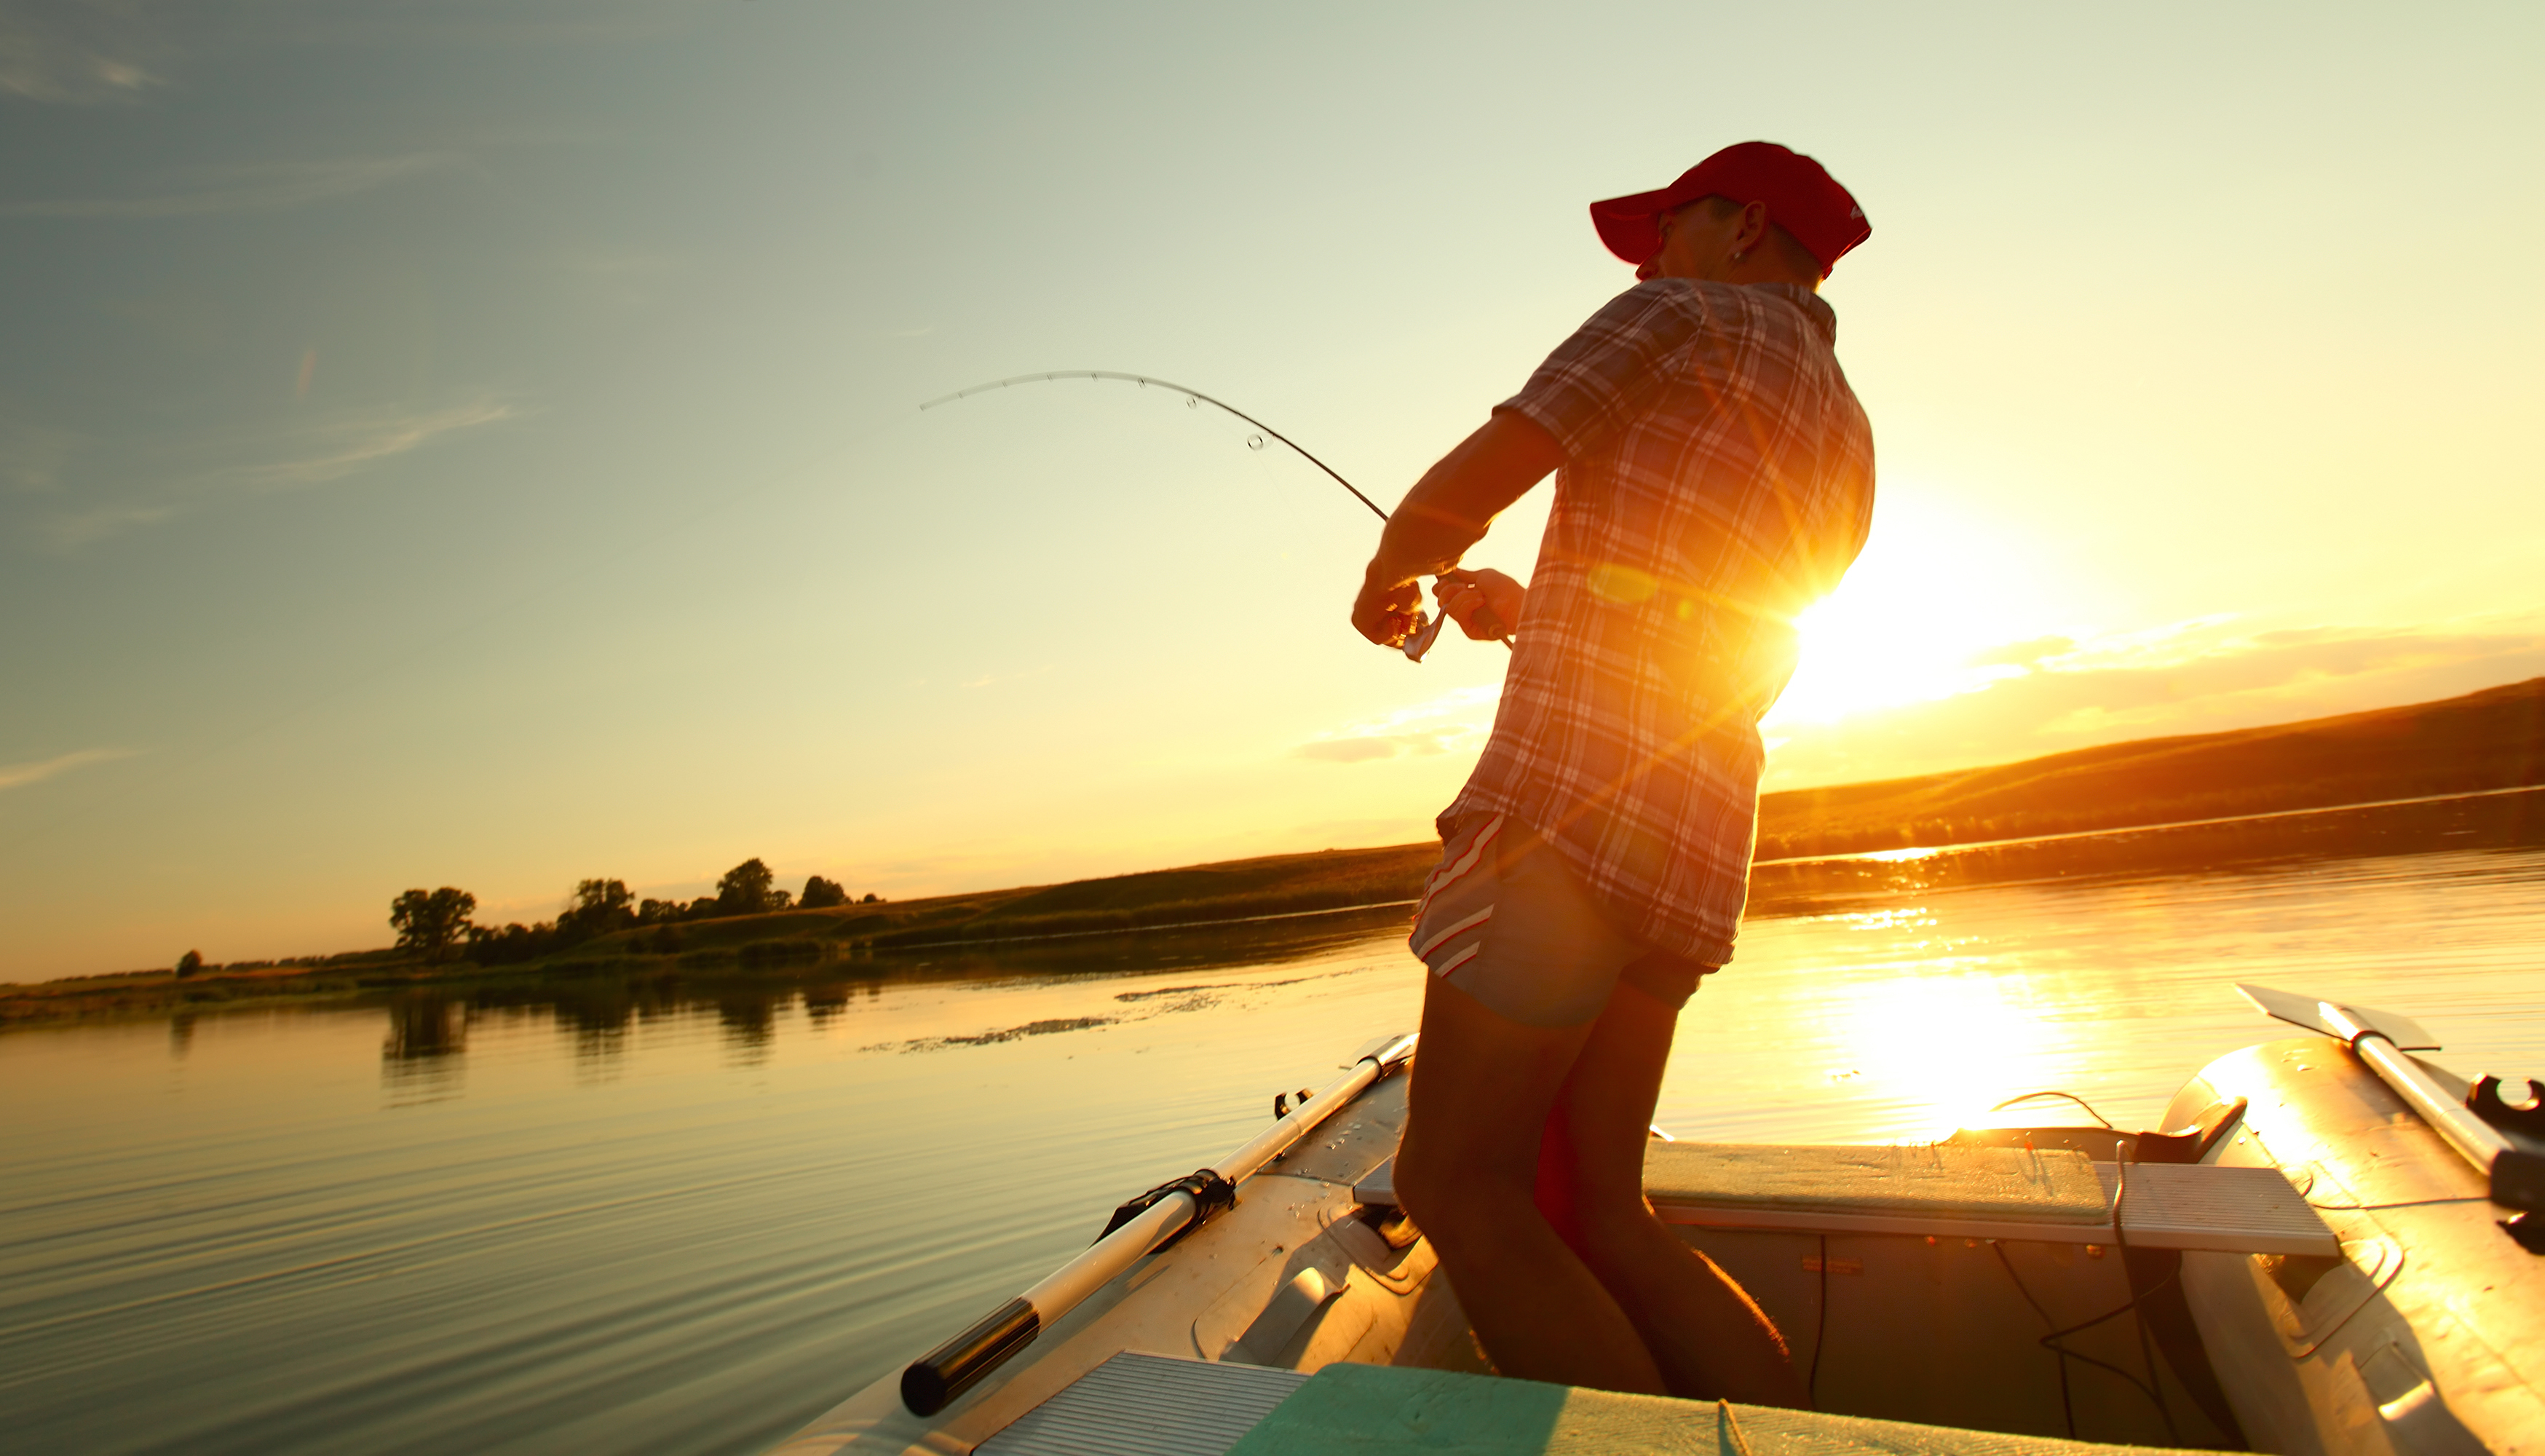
{"left": 388, "top": 858, "right": 882, "bottom": 964}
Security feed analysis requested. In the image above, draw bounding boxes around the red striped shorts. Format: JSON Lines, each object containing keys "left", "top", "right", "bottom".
{"left": 1409, "top": 813, "right": 1712, "bottom": 1027}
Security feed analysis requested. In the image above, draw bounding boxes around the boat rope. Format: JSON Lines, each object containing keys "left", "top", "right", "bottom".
{"left": 1805, "top": 1233, "right": 1828, "bottom": 1405}
{"left": 1988, "top": 1167, "right": 2183, "bottom": 1444}
{"left": 1989, "top": 1090, "right": 2115, "bottom": 1129}
{"left": 1715, "top": 1399, "right": 1757, "bottom": 1456}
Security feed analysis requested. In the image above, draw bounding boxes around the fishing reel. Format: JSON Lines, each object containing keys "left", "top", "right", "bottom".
{"left": 1401, "top": 609, "right": 1449, "bottom": 663}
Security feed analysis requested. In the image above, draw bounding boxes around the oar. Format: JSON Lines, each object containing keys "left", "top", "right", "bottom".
{"left": 899, "top": 1032, "right": 1420, "bottom": 1417}
{"left": 2236, "top": 983, "right": 2543, "bottom": 1212}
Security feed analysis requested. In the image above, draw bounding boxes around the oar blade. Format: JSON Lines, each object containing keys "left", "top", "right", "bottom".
{"left": 2236, "top": 982, "right": 2441, "bottom": 1051}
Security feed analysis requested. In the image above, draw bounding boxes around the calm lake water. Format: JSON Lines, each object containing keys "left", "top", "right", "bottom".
{"left": 5, "top": 827, "right": 2544, "bottom": 1454}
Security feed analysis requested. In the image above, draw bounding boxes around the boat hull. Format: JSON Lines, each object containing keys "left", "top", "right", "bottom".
{"left": 2173, "top": 1037, "right": 2545, "bottom": 1456}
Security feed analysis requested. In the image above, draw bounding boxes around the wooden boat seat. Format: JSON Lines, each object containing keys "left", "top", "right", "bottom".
{"left": 1353, "top": 1142, "right": 2338, "bottom": 1257}
{"left": 1639, "top": 1142, "right": 2338, "bottom": 1257}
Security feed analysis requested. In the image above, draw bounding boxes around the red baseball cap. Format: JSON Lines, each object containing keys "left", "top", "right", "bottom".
{"left": 1590, "top": 141, "right": 1869, "bottom": 277}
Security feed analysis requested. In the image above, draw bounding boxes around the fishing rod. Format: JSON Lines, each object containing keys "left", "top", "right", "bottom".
{"left": 919, "top": 371, "right": 1505, "bottom": 660}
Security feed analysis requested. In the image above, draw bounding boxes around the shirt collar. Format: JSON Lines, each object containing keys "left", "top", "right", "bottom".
{"left": 1752, "top": 282, "right": 1838, "bottom": 344}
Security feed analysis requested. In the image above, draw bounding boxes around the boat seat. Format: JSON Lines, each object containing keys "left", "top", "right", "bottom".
{"left": 1355, "top": 1142, "right": 2338, "bottom": 1257}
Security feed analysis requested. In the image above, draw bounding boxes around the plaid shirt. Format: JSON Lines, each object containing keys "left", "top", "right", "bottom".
{"left": 1441, "top": 279, "right": 1874, "bottom": 965}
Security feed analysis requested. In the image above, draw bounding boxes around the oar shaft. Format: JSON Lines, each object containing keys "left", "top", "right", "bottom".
{"left": 2315, "top": 1002, "right": 2533, "bottom": 1206}
{"left": 2351, "top": 1032, "right": 2513, "bottom": 1168}
{"left": 901, "top": 1033, "right": 1417, "bottom": 1415}
{"left": 1018, "top": 1192, "right": 1198, "bottom": 1324}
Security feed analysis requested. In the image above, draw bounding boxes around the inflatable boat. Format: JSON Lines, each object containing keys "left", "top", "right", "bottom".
{"left": 770, "top": 984, "right": 2544, "bottom": 1455}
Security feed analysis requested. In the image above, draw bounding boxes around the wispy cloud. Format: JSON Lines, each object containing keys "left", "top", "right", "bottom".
{"left": 550, "top": 249, "right": 681, "bottom": 312}
{"left": 24, "top": 397, "right": 521, "bottom": 550}
{"left": 0, "top": 1, "right": 164, "bottom": 103}
{"left": 215, "top": 399, "right": 518, "bottom": 493}
{"left": 5, "top": 154, "right": 460, "bottom": 219}
{"left": 1294, "top": 685, "right": 1501, "bottom": 765}
{"left": 0, "top": 746, "right": 138, "bottom": 793}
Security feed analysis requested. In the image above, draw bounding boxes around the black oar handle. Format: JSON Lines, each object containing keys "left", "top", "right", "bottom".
{"left": 901, "top": 1296, "right": 1040, "bottom": 1417}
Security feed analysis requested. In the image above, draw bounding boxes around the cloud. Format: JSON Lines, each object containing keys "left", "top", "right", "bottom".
{"left": 1294, "top": 685, "right": 1500, "bottom": 766}
{"left": 0, "top": 746, "right": 137, "bottom": 792}
{"left": 1966, "top": 635, "right": 2076, "bottom": 669}
{"left": 20, "top": 398, "right": 520, "bottom": 549}
{"left": 0, "top": 1, "right": 164, "bottom": 103}
{"left": 1761, "top": 616, "right": 2545, "bottom": 791}
{"left": 214, "top": 400, "right": 518, "bottom": 493}
{"left": 0, "top": 416, "right": 80, "bottom": 494}
{"left": 5, "top": 154, "right": 459, "bottom": 219}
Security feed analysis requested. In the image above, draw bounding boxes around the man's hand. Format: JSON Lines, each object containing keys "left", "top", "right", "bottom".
{"left": 1350, "top": 412, "right": 1562, "bottom": 651}
{"left": 1434, "top": 568, "right": 1524, "bottom": 641}
{"left": 1353, "top": 570, "right": 1425, "bottom": 647}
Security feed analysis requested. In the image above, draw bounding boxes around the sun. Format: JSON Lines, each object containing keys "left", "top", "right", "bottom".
{"left": 1765, "top": 491, "right": 2060, "bottom": 728}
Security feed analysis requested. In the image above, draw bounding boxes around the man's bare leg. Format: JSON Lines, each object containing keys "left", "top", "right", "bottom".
{"left": 1551, "top": 979, "right": 1810, "bottom": 1407}
{"left": 1392, "top": 974, "right": 1668, "bottom": 1394}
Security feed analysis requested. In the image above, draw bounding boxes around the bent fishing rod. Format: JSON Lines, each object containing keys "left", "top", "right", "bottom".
{"left": 919, "top": 371, "right": 1508, "bottom": 660}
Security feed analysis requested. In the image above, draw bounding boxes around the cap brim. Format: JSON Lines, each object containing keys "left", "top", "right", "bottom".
{"left": 1588, "top": 186, "right": 1682, "bottom": 265}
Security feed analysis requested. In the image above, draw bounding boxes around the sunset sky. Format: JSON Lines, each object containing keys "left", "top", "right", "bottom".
{"left": 4, "top": 2, "right": 2539, "bottom": 980}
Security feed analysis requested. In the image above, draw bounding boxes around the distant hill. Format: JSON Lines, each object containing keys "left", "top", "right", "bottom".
{"left": 8, "top": 676, "right": 2540, "bottom": 1022}
{"left": 1751, "top": 676, "right": 2545, "bottom": 860}
{"left": 654, "top": 676, "right": 2545, "bottom": 949}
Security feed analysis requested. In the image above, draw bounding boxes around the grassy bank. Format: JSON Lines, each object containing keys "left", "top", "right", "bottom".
{"left": 1752, "top": 675, "right": 2544, "bottom": 859}
{"left": 8, "top": 675, "right": 2538, "bottom": 1029}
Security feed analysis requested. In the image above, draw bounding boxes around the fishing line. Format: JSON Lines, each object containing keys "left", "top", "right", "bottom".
{"left": 920, "top": 371, "right": 1390, "bottom": 523}
{"left": 920, "top": 371, "right": 1510, "bottom": 657}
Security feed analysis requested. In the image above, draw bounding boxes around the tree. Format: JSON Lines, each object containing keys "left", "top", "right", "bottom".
{"left": 563, "top": 878, "right": 636, "bottom": 934}
{"left": 860, "top": 893, "right": 884, "bottom": 904}
{"left": 800, "top": 875, "right": 848, "bottom": 909}
{"left": 176, "top": 949, "right": 203, "bottom": 978}
{"left": 390, "top": 887, "right": 478, "bottom": 962}
{"left": 714, "top": 858, "right": 777, "bottom": 916}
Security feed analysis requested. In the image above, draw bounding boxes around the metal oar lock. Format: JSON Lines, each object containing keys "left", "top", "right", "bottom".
{"left": 898, "top": 1033, "right": 1420, "bottom": 1417}
{"left": 2237, "top": 984, "right": 2545, "bottom": 1219}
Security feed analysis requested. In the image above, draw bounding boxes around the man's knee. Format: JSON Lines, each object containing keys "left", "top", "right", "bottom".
{"left": 1566, "top": 1187, "right": 1674, "bottom": 1266}
{"left": 1394, "top": 1135, "right": 1526, "bottom": 1238}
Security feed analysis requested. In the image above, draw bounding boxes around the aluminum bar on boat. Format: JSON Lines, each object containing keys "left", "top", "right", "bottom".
{"left": 2314, "top": 1000, "right": 2540, "bottom": 1208}
{"left": 900, "top": 1032, "right": 1417, "bottom": 1416}
{"left": 2239, "top": 984, "right": 2543, "bottom": 1213}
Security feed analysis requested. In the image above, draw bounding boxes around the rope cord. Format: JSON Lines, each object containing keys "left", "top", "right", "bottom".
{"left": 1807, "top": 1233, "right": 1829, "bottom": 1407}
{"left": 1990, "top": 1091, "right": 2117, "bottom": 1129}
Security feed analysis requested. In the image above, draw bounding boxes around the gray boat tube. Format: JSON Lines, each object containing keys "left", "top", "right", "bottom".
{"left": 899, "top": 1032, "right": 1420, "bottom": 1416}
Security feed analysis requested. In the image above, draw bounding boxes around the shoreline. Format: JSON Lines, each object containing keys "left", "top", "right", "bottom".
{"left": 9, "top": 778, "right": 2538, "bottom": 1032}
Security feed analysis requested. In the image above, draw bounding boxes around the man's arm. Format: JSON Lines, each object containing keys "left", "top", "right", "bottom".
{"left": 1351, "top": 412, "right": 1564, "bottom": 646}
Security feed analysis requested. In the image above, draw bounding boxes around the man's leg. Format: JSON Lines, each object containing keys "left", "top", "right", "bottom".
{"left": 1392, "top": 973, "right": 1668, "bottom": 1394}
{"left": 1551, "top": 978, "right": 1810, "bottom": 1407}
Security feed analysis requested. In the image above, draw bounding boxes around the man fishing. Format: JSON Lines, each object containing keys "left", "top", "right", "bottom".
{"left": 1350, "top": 141, "right": 1876, "bottom": 1404}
